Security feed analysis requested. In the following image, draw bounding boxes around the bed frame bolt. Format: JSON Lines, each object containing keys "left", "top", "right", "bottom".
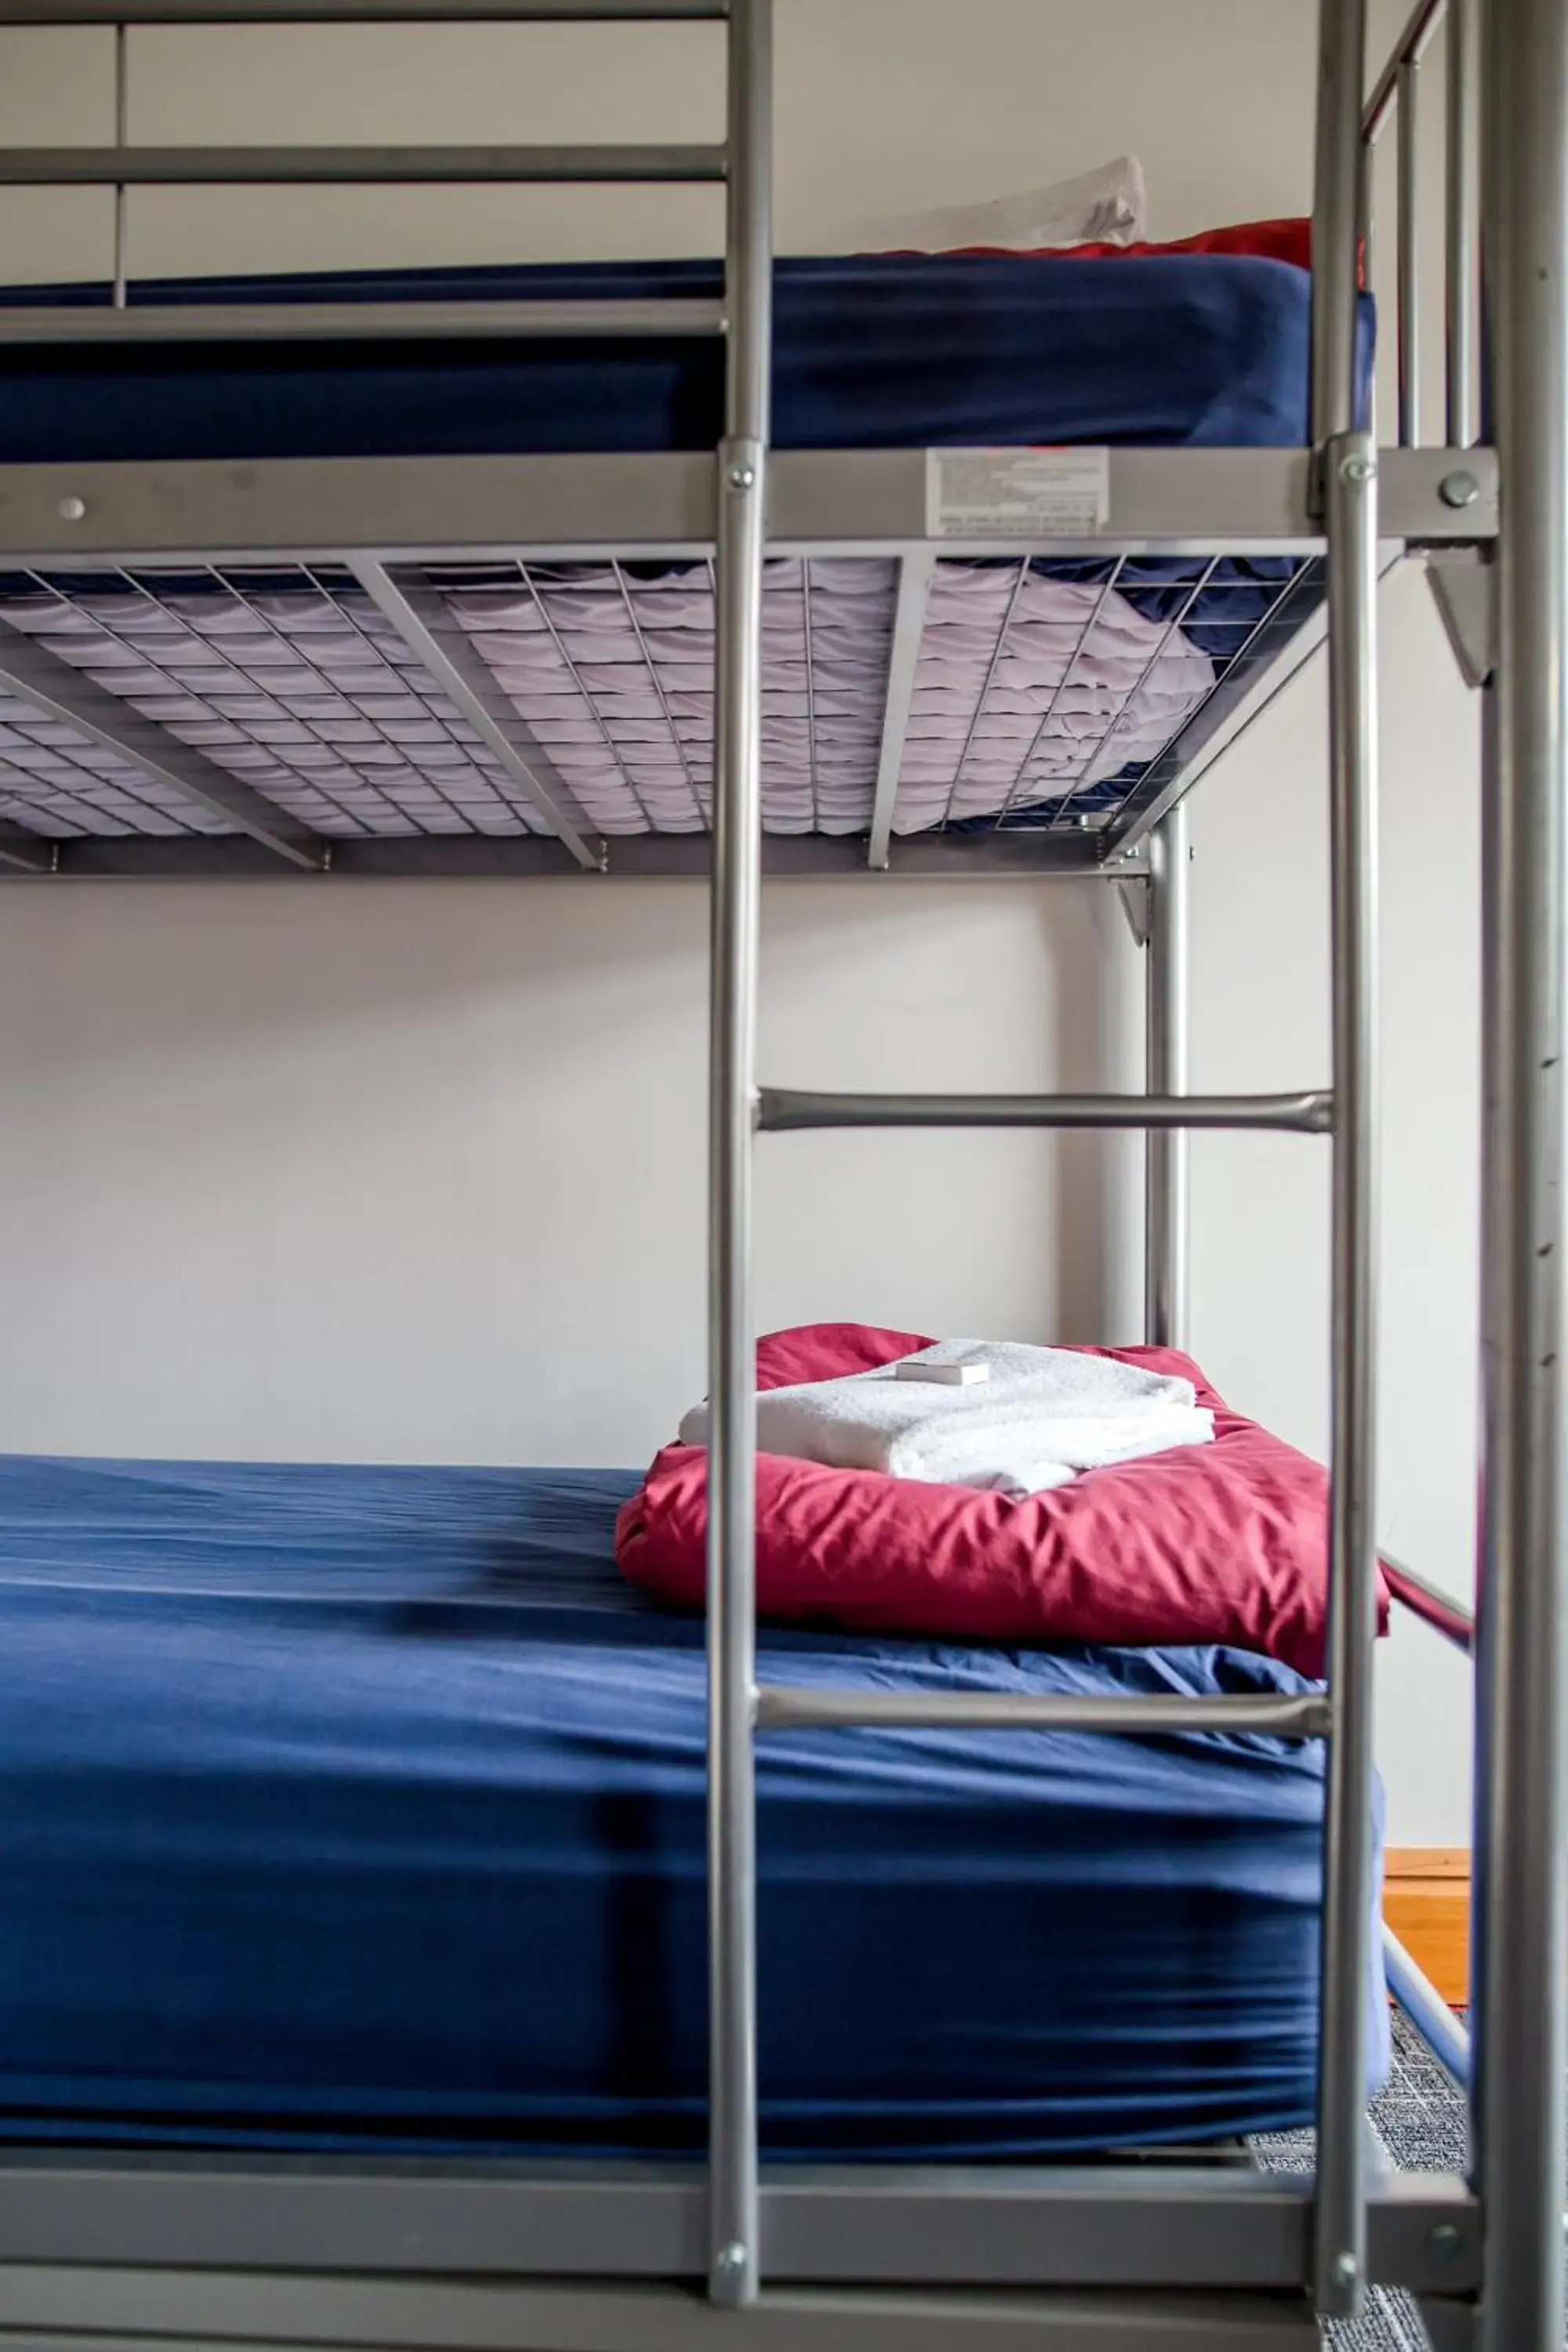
{"left": 56, "top": 495, "right": 86, "bottom": 521}
{"left": 1439, "top": 468, "right": 1481, "bottom": 509}
{"left": 1330, "top": 2250, "right": 1361, "bottom": 2291}
{"left": 714, "top": 2241, "right": 749, "bottom": 2280}
{"left": 727, "top": 463, "right": 757, "bottom": 491}
{"left": 1338, "top": 453, "right": 1377, "bottom": 487}
{"left": 1426, "top": 2223, "right": 1465, "bottom": 2267}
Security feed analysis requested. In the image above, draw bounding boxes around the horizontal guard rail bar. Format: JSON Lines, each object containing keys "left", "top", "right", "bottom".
{"left": 0, "top": 143, "right": 727, "bottom": 184}
{"left": 0, "top": 0, "right": 724, "bottom": 13}
{"left": 1382, "top": 1923, "right": 1471, "bottom": 2088}
{"left": 1382, "top": 1551, "right": 1475, "bottom": 1653}
{"left": 757, "top": 1087, "right": 1335, "bottom": 1134}
{"left": 1364, "top": 0, "right": 1447, "bottom": 137}
{"left": 755, "top": 1686, "right": 1334, "bottom": 1737}
{"left": 0, "top": 299, "right": 726, "bottom": 343}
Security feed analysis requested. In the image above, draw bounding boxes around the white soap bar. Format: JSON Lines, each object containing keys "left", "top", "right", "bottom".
{"left": 892, "top": 1359, "right": 991, "bottom": 1386}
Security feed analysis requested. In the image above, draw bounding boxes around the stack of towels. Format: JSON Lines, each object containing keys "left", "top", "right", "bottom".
{"left": 678, "top": 1339, "right": 1214, "bottom": 1501}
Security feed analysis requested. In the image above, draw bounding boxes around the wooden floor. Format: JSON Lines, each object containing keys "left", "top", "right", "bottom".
{"left": 1383, "top": 1849, "right": 1469, "bottom": 2005}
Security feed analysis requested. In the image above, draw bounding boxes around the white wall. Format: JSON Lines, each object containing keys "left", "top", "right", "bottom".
{"left": 0, "top": 1, "right": 1324, "bottom": 282}
{"left": 0, "top": 0, "right": 1480, "bottom": 1842}
{"left": 0, "top": 878, "right": 1141, "bottom": 1463}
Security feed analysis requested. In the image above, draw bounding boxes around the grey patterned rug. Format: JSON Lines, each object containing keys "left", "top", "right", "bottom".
{"left": 1253, "top": 2013, "right": 1468, "bottom": 2349}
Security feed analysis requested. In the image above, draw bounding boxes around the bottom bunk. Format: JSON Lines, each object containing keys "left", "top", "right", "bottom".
{"left": 0, "top": 1454, "right": 1387, "bottom": 2161}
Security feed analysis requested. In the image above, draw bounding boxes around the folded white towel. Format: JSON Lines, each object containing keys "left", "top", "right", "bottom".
{"left": 678, "top": 1339, "right": 1214, "bottom": 1500}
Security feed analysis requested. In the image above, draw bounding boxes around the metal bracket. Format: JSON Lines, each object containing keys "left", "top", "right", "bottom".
{"left": 1116, "top": 876, "right": 1152, "bottom": 947}
{"left": 1425, "top": 550, "right": 1495, "bottom": 689}
{"left": 1102, "top": 845, "right": 1153, "bottom": 946}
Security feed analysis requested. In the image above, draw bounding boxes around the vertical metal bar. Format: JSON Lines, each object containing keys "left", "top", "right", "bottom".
{"left": 1445, "top": 0, "right": 1478, "bottom": 445}
{"left": 722, "top": 0, "right": 770, "bottom": 453}
{"left": 1311, "top": 15, "right": 1377, "bottom": 2309}
{"left": 706, "top": 0, "right": 770, "bottom": 2315}
{"left": 1312, "top": 0, "right": 1370, "bottom": 447}
{"left": 1471, "top": 0, "right": 1512, "bottom": 2225}
{"left": 1398, "top": 57, "right": 1421, "bottom": 444}
{"left": 1356, "top": 135, "right": 1377, "bottom": 440}
{"left": 1469, "top": 677, "right": 1504, "bottom": 2223}
{"left": 1144, "top": 800, "right": 1190, "bottom": 1350}
{"left": 1472, "top": 0, "right": 1568, "bottom": 2339}
{"left": 1358, "top": 133, "right": 1375, "bottom": 289}
{"left": 1312, "top": 426, "right": 1381, "bottom": 2325}
{"left": 111, "top": 20, "right": 128, "bottom": 307}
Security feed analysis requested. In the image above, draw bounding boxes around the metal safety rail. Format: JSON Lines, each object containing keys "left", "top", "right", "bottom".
{"left": 0, "top": 2, "right": 1552, "bottom": 2350}
{"left": 0, "top": 0, "right": 730, "bottom": 347}
{"left": 1361, "top": 0, "right": 1480, "bottom": 450}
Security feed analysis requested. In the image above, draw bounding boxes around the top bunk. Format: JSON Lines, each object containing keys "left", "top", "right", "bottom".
{"left": 0, "top": 0, "right": 1497, "bottom": 884}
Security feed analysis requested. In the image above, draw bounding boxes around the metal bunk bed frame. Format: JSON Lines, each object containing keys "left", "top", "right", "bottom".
{"left": 0, "top": 1, "right": 1553, "bottom": 2347}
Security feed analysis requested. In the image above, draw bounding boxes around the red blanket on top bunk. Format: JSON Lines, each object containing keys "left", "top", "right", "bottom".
{"left": 614, "top": 1323, "right": 1390, "bottom": 1678}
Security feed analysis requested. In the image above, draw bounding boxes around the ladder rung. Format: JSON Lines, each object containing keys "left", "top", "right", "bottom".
{"left": 0, "top": 299, "right": 726, "bottom": 344}
{"left": 0, "top": 143, "right": 727, "bottom": 187}
{"left": 758, "top": 1088, "right": 1335, "bottom": 1135}
{"left": 756, "top": 1686, "right": 1332, "bottom": 1737}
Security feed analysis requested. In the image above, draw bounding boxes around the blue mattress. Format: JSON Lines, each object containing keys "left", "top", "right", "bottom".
{"left": 0, "top": 1454, "right": 1388, "bottom": 2160}
{"left": 0, "top": 253, "right": 1375, "bottom": 462}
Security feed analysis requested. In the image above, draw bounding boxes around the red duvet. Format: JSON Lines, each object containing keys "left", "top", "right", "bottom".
{"left": 614, "top": 1323, "right": 1389, "bottom": 1678}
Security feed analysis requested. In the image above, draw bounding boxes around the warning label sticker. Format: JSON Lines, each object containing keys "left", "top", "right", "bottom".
{"left": 924, "top": 447, "right": 1111, "bottom": 539}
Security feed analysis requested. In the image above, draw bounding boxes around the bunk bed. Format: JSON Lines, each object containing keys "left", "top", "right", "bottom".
{"left": 0, "top": 2, "right": 1555, "bottom": 2350}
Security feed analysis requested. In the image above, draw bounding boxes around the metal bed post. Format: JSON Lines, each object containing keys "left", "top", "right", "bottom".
{"left": 1314, "top": 0, "right": 1368, "bottom": 450}
{"left": 1312, "top": 0, "right": 1382, "bottom": 2322}
{"left": 1356, "top": 144, "right": 1376, "bottom": 439}
{"left": 1314, "top": 423, "right": 1382, "bottom": 2331}
{"left": 706, "top": 0, "right": 771, "bottom": 2314}
{"left": 1398, "top": 53, "right": 1421, "bottom": 443}
{"left": 1144, "top": 803, "right": 1190, "bottom": 1350}
{"left": 1472, "top": 0, "right": 1568, "bottom": 2342}
{"left": 1445, "top": 0, "right": 1477, "bottom": 445}
{"left": 111, "top": 20, "right": 128, "bottom": 309}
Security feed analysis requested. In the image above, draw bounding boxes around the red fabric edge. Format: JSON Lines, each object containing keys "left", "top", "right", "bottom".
{"left": 871, "top": 218, "right": 1314, "bottom": 269}
{"left": 1381, "top": 1562, "right": 1475, "bottom": 1650}
{"left": 869, "top": 218, "right": 1370, "bottom": 288}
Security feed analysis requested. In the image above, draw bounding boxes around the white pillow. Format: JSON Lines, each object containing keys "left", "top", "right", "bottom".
{"left": 815, "top": 155, "right": 1147, "bottom": 256}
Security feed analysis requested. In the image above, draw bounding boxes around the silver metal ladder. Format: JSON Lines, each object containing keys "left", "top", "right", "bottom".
{"left": 702, "top": 2, "right": 1565, "bottom": 2344}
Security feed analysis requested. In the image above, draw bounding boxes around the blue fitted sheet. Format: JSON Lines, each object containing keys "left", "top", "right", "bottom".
{"left": 0, "top": 253, "right": 1375, "bottom": 462}
{"left": 0, "top": 1454, "right": 1389, "bottom": 2159}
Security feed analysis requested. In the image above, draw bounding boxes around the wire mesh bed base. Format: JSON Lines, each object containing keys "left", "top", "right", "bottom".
{"left": 0, "top": 445, "right": 1494, "bottom": 881}
{"left": 0, "top": 552, "right": 1310, "bottom": 858}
